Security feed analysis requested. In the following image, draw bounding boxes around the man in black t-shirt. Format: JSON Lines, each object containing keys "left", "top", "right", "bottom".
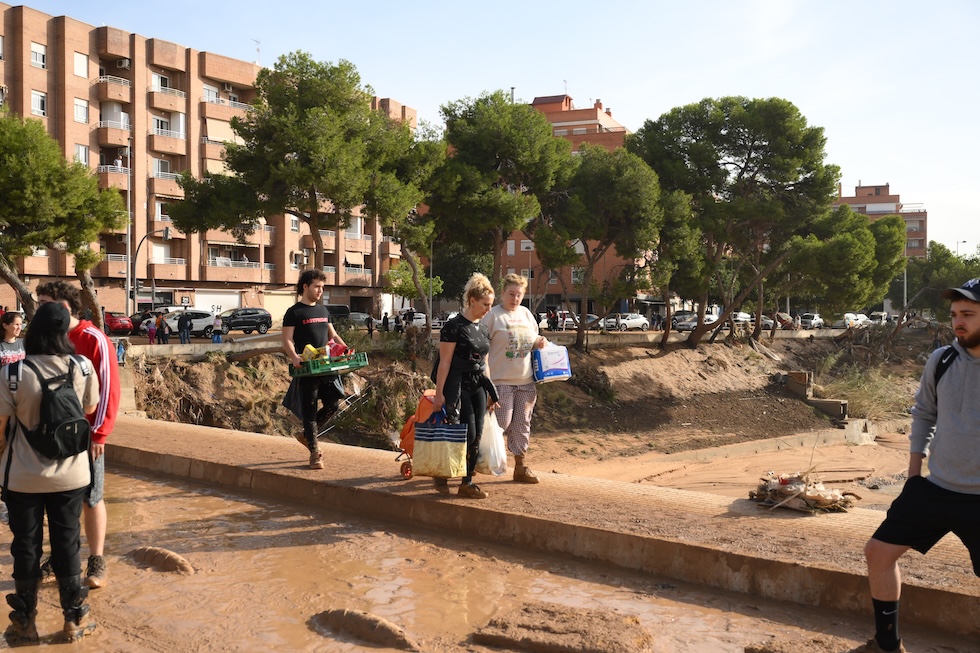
{"left": 282, "top": 269, "right": 348, "bottom": 470}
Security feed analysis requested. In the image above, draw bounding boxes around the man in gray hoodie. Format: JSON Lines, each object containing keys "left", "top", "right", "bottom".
{"left": 860, "top": 278, "right": 980, "bottom": 653}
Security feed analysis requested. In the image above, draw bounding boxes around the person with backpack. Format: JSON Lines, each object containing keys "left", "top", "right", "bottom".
{"left": 177, "top": 310, "right": 193, "bottom": 345}
{"left": 35, "top": 281, "right": 121, "bottom": 592}
{"left": 860, "top": 278, "right": 980, "bottom": 653}
{"left": 0, "top": 302, "right": 100, "bottom": 643}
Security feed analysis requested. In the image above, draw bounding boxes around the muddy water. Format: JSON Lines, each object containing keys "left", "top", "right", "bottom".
{"left": 9, "top": 470, "right": 972, "bottom": 653}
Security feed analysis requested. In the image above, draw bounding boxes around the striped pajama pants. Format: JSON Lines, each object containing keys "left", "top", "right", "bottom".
{"left": 494, "top": 382, "right": 538, "bottom": 457}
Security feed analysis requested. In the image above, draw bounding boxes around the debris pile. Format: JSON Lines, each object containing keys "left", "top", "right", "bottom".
{"left": 749, "top": 470, "right": 861, "bottom": 513}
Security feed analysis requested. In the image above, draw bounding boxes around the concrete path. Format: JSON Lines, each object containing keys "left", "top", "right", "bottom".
{"left": 106, "top": 414, "right": 979, "bottom": 638}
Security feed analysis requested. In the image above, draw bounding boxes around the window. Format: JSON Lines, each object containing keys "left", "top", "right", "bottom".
{"left": 73, "top": 52, "right": 88, "bottom": 78}
{"left": 0, "top": 35, "right": 5, "bottom": 61}
{"left": 290, "top": 216, "right": 300, "bottom": 232}
{"left": 203, "top": 84, "right": 220, "bottom": 103}
{"left": 74, "top": 98, "right": 89, "bottom": 123}
{"left": 31, "top": 42, "right": 46, "bottom": 69}
{"left": 153, "top": 158, "right": 171, "bottom": 175}
{"left": 571, "top": 267, "right": 585, "bottom": 285}
{"left": 228, "top": 93, "right": 239, "bottom": 104}
{"left": 554, "top": 129, "right": 568, "bottom": 136}
{"left": 156, "top": 201, "right": 171, "bottom": 221}
{"left": 520, "top": 240, "right": 534, "bottom": 252}
{"left": 506, "top": 240, "right": 515, "bottom": 256}
{"left": 153, "top": 116, "right": 170, "bottom": 132}
{"left": 572, "top": 127, "right": 587, "bottom": 135}
{"left": 31, "top": 91, "right": 47, "bottom": 117}
{"left": 152, "top": 72, "right": 170, "bottom": 91}
{"left": 74, "top": 145, "right": 89, "bottom": 165}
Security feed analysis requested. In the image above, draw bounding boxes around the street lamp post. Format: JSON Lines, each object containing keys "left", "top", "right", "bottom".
{"left": 125, "top": 137, "right": 133, "bottom": 314}
{"left": 957, "top": 240, "right": 967, "bottom": 256}
{"left": 133, "top": 227, "right": 171, "bottom": 312}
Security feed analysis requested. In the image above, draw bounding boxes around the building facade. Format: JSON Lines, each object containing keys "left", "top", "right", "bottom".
{"left": 833, "top": 183, "right": 928, "bottom": 258}
{"left": 0, "top": 4, "right": 414, "bottom": 322}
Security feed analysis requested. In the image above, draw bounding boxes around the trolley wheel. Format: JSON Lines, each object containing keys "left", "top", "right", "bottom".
{"left": 400, "top": 460, "right": 413, "bottom": 479}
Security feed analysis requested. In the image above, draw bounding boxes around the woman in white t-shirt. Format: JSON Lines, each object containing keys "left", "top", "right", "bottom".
{"left": 482, "top": 273, "right": 548, "bottom": 483}
{"left": 0, "top": 303, "right": 100, "bottom": 643}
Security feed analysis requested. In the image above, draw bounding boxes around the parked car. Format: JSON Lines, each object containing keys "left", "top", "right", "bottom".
{"left": 799, "top": 313, "right": 824, "bottom": 329}
{"left": 400, "top": 310, "right": 427, "bottom": 328}
{"left": 163, "top": 309, "right": 216, "bottom": 338}
{"left": 731, "top": 311, "right": 752, "bottom": 324}
{"left": 869, "top": 311, "right": 892, "bottom": 324}
{"left": 603, "top": 313, "right": 650, "bottom": 331}
{"left": 670, "top": 310, "right": 697, "bottom": 328}
{"left": 103, "top": 311, "right": 133, "bottom": 335}
{"left": 674, "top": 314, "right": 718, "bottom": 332}
{"left": 832, "top": 312, "right": 871, "bottom": 329}
{"left": 130, "top": 310, "right": 168, "bottom": 335}
{"left": 218, "top": 307, "right": 272, "bottom": 335}
{"left": 751, "top": 315, "right": 777, "bottom": 330}
{"left": 348, "top": 312, "right": 371, "bottom": 328}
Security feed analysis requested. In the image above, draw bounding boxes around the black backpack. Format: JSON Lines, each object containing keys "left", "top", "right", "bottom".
{"left": 7, "top": 355, "right": 92, "bottom": 460}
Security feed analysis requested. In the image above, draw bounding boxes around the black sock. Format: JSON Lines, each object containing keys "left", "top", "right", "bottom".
{"left": 872, "top": 598, "right": 900, "bottom": 651}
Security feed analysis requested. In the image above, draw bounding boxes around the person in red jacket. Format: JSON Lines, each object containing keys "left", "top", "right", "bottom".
{"left": 35, "top": 281, "right": 120, "bottom": 591}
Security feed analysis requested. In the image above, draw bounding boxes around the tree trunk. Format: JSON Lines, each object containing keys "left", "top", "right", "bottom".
{"left": 0, "top": 260, "right": 37, "bottom": 320}
{"left": 76, "top": 268, "right": 104, "bottom": 329}
{"left": 402, "top": 249, "right": 431, "bottom": 336}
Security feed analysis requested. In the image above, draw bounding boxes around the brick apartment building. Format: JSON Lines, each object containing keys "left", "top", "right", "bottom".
{"left": 0, "top": 3, "right": 415, "bottom": 322}
{"left": 501, "top": 94, "right": 638, "bottom": 317}
{"left": 833, "top": 183, "right": 928, "bottom": 258}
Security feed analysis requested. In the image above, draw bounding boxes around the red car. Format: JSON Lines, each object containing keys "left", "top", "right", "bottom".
{"left": 103, "top": 311, "right": 133, "bottom": 335}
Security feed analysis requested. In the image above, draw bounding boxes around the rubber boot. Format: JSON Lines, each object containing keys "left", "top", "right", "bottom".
{"left": 57, "top": 575, "right": 96, "bottom": 642}
{"left": 4, "top": 578, "right": 39, "bottom": 645}
{"left": 513, "top": 455, "right": 540, "bottom": 484}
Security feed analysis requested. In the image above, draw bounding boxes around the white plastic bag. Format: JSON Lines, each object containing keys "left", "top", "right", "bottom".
{"left": 476, "top": 411, "right": 508, "bottom": 476}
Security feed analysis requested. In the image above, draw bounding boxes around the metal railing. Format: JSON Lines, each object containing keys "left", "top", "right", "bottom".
{"left": 344, "top": 267, "right": 372, "bottom": 276}
{"left": 97, "top": 120, "right": 132, "bottom": 131}
{"left": 148, "top": 85, "right": 186, "bottom": 98}
{"left": 263, "top": 263, "right": 275, "bottom": 271}
{"left": 201, "top": 136, "right": 225, "bottom": 145}
{"left": 150, "top": 128, "right": 186, "bottom": 140}
{"left": 97, "top": 164, "right": 129, "bottom": 174}
{"left": 150, "top": 257, "right": 186, "bottom": 265}
{"left": 207, "top": 258, "right": 260, "bottom": 269}
{"left": 200, "top": 96, "right": 251, "bottom": 111}
{"left": 318, "top": 229, "right": 336, "bottom": 238}
{"left": 104, "top": 253, "right": 129, "bottom": 262}
{"left": 345, "top": 232, "right": 363, "bottom": 240}
{"left": 98, "top": 75, "right": 132, "bottom": 87}
{"left": 151, "top": 171, "right": 180, "bottom": 181}
{"left": 322, "top": 265, "right": 337, "bottom": 273}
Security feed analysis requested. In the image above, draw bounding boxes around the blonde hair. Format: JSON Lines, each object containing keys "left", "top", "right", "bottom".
{"left": 463, "top": 273, "right": 494, "bottom": 306}
{"left": 501, "top": 273, "right": 528, "bottom": 293}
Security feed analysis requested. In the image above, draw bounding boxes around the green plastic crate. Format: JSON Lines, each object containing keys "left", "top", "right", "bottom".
{"left": 290, "top": 352, "right": 368, "bottom": 377}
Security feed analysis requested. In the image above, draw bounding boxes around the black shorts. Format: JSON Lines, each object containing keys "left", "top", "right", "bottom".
{"left": 873, "top": 475, "right": 980, "bottom": 575}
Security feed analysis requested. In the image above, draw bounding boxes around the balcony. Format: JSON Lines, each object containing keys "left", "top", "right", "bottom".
{"left": 97, "top": 75, "right": 132, "bottom": 103}
{"left": 321, "top": 265, "right": 337, "bottom": 285}
{"left": 200, "top": 97, "right": 249, "bottom": 122}
{"left": 148, "top": 257, "right": 187, "bottom": 281}
{"left": 342, "top": 267, "right": 373, "bottom": 286}
{"left": 200, "top": 136, "right": 226, "bottom": 161}
{"left": 148, "top": 128, "right": 186, "bottom": 155}
{"left": 149, "top": 85, "right": 187, "bottom": 113}
{"left": 150, "top": 173, "right": 183, "bottom": 198}
{"left": 202, "top": 258, "right": 262, "bottom": 282}
{"left": 97, "top": 120, "right": 132, "bottom": 147}
{"left": 97, "top": 164, "right": 130, "bottom": 190}
{"left": 95, "top": 253, "right": 129, "bottom": 278}
{"left": 379, "top": 236, "right": 401, "bottom": 258}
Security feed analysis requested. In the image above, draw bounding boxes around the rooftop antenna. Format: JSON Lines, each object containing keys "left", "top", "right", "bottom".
{"left": 252, "top": 39, "right": 260, "bottom": 66}
{"left": 563, "top": 79, "right": 567, "bottom": 94}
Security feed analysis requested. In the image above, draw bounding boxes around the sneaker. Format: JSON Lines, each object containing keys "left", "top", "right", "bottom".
{"left": 433, "top": 478, "right": 450, "bottom": 495}
{"left": 457, "top": 483, "right": 488, "bottom": 499}
{"left": 84, "top": 555, "right": 106, "bottom": 590}
{"left": 852, "top": 638, "right": 906, "bottom": 653}
{"left": 309, "top": 450, "right": 324, "bottom": 470}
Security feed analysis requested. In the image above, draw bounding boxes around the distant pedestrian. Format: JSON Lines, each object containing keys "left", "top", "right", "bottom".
{"left": 146, "top": 318, "right": 156, "bottom": 345}
{"left": 381, "top": 312, "right": 389, "bottom": 333}
{"left": 212, "top": 315, "right": 222, "bottom": 344}
{"left": 394, "top": 314, "right": 403, "bottom": 334}
{"left": 177, "top": 310, "right": 192, "bottom": 344}
{"left": 365, "top": 315, "right": 374, "bottom": 339}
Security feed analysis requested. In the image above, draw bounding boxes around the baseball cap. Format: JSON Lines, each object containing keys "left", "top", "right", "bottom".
{"left": 941, "top": 278, "right": 980, "bottom": 303}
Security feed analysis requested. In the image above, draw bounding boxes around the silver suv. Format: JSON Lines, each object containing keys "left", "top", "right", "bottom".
{"left": 800, "top": 313, "right": 824, "bottom": 329}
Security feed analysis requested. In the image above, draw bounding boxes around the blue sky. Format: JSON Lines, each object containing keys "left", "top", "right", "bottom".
{"left": 22, "top": 0, "right": 980, "bottom": 259}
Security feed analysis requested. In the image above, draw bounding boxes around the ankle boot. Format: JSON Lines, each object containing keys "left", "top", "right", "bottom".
{"left": 513, "top": 455, "right": 540, "bottom": 484}
{"left": 57, "top": 575, "right": 96, "bottom": 642}
{"left": 5, "top": 578, "right": 40, "bottom": 645}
